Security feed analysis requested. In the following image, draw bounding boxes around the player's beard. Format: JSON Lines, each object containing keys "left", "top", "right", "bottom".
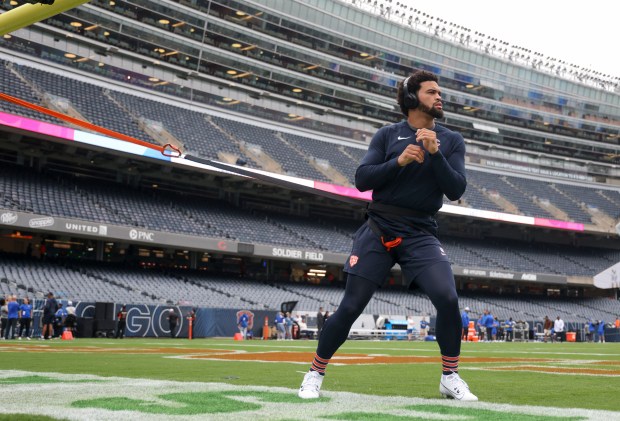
{"left": 419, "top": 102, "right": 444, "bottom": 119}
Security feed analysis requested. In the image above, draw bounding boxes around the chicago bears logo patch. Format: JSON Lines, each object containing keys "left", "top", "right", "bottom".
{"left": 349, "top": 255, "right": 359, "bottom": 267}
{"left": 236, "top": 310, "right": 254, "bottom": 329}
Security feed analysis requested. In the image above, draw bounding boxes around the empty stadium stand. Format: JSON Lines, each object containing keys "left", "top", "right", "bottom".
{"left": 1, "top": 255, "right": 618, "bottom": 324}
{"left": 1, "top": 59, "right": 618, "bottom": 228}
{"left": 15, "top": 64, "right": 155, "bottom": 145}
{"left": 1, "top": 163, "right": 619, "bottom": 278}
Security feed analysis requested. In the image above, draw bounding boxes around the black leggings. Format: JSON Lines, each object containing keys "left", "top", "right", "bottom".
{"left": 317, "top": 261, "right": 461, "bottom": 360}
{"left": 19, "top": 318, "right": 31, "bottom": 337}
{"left": 4, "top": 318, "right": 17, "bottom": 339}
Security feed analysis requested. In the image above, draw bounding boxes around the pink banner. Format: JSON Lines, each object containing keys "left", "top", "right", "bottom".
{"left": 0, "top": 111, "right": 74, "bottom": 141}
{"left": 0, "top": 112, "right": 591, "bottom": 234}
{"left": 534, "top": 218, "right": 584, "bottom": 231}
{"left": 314, "top": 181, "right": 372, "bottom": 201}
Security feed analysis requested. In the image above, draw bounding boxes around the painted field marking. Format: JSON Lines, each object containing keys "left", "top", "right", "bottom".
{"left": 5, "top": 343, "right": 618, "bottom": 374}
{"left": 204, "top": 341, "right": 620, "bottom": 357}
{"left": 469, "top": 365, "right": 620, "bottom": 376}
{"left": 0, "top": 370, "right": 615, "bottom": 420}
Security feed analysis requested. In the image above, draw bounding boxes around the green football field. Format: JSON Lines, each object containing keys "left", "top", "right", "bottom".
{"left": 0, "top": 338, "right": 618, "bottom": 420}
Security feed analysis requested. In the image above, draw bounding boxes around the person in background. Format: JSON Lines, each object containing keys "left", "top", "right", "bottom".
{"left": 482, "top": 310, "right": 494, "bottom": 342}
{"left": 504, "top": 318, "right": 514, "bottom": 342}
{"left": 523, "top": 320, "right": 531, "bottom": 342}
{"left": 584, "top": 320, "right": 592, "bottom": 342}
{"left": 39, "top": 241, "right": 47, "bottom": 260}
{"left": 285, "top": 311, "right": 293, "bottom": 340}
{"left": 237, "top": 312, "right": 249, "bottom": 340}
{"left": 419, "top": 316, "right": 429, "bottom": 339}
{"left": 476, "top": 315, "right": 484, "bottom": 342}
{"left": 553, "top": 316, "right": 565, "bottom": 342}
{"left": 167, "top": 308, "right": 179, "bottom": 338}
{"left": 41, "top": 292, "right": 58, "bottom": 340}
{"left": 18, "top": 297, "right": 33, "bottom": 340}
{"left": 491, "top": 317, "right": 499, "bottom": 342}
{"left": 64, "top": 301, "right": 77, "bottom": 336}
{"left": 4, "top": 295, "right": 19, "bottom": 340}
{"left": 297, "top": 314, "right": 308, "bottom": 331}
{"left": 407, "top": 315, "right": 416, "bottom": 341}
{"left": 543, "top": 316, "right": 553, "bottom": 343}
{"left": 275, "top": 311, "right": 285, "bottom": 340}
{"left": 53, "top": 303, "right": 67, "bottom": 338}
{"left": 597, "top": 320, "right": 605, "bottom": 343}
{"left": 0, "top": 297, "right": 8, "bottom": 339}
{"left": 590, "top": 320, "right": 600, "bottom": 342}
{"left": 115, "top": 305, "right": 128, "bottom": 339}
{"left": 461, "top": 307, "right": 470, "bottom": 341}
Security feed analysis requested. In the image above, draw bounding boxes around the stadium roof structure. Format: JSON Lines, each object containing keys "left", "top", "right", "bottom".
{"left": 350, "top": 0, "right": 619, "bottom": 91}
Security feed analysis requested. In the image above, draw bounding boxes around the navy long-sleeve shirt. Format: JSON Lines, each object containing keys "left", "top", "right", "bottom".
{"left": 356, "top": 121, "right": 466, "bottom": 236}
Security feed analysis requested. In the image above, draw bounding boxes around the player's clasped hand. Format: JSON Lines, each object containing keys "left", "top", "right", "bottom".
{"left": 397, "top": 144, "right": 425, "bottom": 166}
{"left": 416, "top": 128, "right": 439, "bottom": 155}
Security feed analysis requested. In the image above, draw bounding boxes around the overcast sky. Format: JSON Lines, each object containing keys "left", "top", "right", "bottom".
{"left": 399, "top": 0, "right": 619, "bottom": 79}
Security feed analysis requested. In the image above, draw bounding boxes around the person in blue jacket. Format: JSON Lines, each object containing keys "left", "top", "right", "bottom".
{"left": 18, "top": 297, "right": 33, "bottom": 340}
{"left": 491, "top": 317, "right": 499, "bottom": 341}
{"left": 504, "top": 318, "right": 514, "bottom": 342}
{"left": 597, "top": 320, "right": 605, "bottom": 343}
{"left": 299, "top": 70, "right": 477, "bottom": 401}
{"left": 285, "top": 312, "right": 294, "bottom": 340}
{"left": 461, "top": 307, "right": 470, "bottom": 341}
{"left": 420, "top": 317, "right": 429, "bottom": 338}
{"left": 274, "top": 311, "right": 285, "bottom": 340}
{"left": 53, "top": 303, "right": 67, "bottom": 338}
{"left": 237, "top": 312, "right": 249, "bottom": 340}
{"left": 476, "top": 315, "right": 485, "bottom": 341}
{"left": 482, "top": 310, "right": 494, "bottom": 342}
{"left": 4, "top": 295, "right": 19, "bottom": 340}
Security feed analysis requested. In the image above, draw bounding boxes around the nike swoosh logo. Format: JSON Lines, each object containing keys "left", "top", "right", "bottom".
{"left": 397, "top": 136, "right": 411, "bottom": 140}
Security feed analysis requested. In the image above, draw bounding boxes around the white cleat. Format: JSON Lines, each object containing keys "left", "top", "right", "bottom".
{"left": 440, "top": 373, "right": 478, "bottom": 401}
{"left": 298, "top": 370, "right": 323, "bottom": 399}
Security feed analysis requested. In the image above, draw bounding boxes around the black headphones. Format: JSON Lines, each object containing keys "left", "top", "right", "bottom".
{"left": 401, "top": 76, "right": 419, "bottom": 110}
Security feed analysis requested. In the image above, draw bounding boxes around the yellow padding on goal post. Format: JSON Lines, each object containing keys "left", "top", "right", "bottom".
{"left": 0, "top": 0, "right": 90, "bottom": 36}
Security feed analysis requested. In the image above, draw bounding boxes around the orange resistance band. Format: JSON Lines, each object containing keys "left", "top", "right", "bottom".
{"left": 0, "top": 92, "right": 181, "bottom": 157}
{"left": 381, "top": 236, "right": 402, "bottom": 252}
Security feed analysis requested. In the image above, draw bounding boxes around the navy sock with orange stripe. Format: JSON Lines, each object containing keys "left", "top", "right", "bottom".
{"left": 442, "top": 355, "right": 459, "bottom": 375}
{"left": 310, "top": 353, "right": 329, "bottom": 376}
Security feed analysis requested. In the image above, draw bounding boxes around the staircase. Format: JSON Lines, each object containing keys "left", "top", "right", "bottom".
{"left": 534, "top": 198, "right": 570, "bottom": 221}
{"left": 277, "top": 133, "right": 351, "bottom": 186}
{"left": 472, "top": 182, "right": 520, "bottom": 214}
{"left": 586, "top": 208, "right": 616, "bottom": 232}
{"left": 104, "top": 90, "right": 179, "bottom": 150}
{"left": 203, "top": 115, "right": 261, "bottom": 168}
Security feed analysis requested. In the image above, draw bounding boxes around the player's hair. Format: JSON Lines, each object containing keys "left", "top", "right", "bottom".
{"left": 397, "top": 70, "right": 439, "bottom": 117}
